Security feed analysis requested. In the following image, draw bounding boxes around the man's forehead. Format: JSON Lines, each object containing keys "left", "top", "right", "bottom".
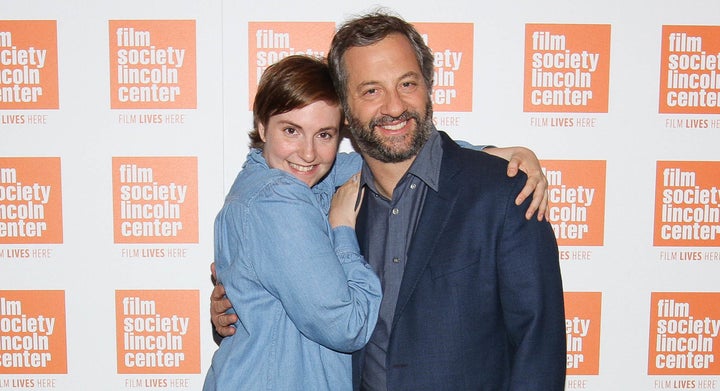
{"left": 343, "top": 35, "right": 420, "bottom": 79}
{"left": 344, "top": 33, "right": 412, "bottom": 56}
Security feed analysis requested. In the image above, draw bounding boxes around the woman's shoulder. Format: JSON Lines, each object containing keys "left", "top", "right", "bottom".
{"left": 228, "top": 165, "right": 313, "bottom": 206}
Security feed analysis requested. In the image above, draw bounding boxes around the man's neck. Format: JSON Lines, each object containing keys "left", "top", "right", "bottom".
{"left": 363, "top": 154, "right": 416, "bottom": 199}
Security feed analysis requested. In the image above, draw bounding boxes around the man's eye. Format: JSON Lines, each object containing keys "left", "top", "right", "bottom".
{"left": 283, "top": 127, "right": 298, "bottom": 135}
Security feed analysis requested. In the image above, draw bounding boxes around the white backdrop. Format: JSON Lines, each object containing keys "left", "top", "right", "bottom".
{"left": 1, "top": 0, "right": 719, "bottom": 389}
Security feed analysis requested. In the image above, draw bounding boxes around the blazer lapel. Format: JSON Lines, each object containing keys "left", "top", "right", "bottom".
{"left": 391, "top": 134, "right": 463, "bottom": 328}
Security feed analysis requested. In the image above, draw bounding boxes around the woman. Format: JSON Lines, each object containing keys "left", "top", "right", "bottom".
{"left": 203, "top": 55, "right": 381, "bottom": 391}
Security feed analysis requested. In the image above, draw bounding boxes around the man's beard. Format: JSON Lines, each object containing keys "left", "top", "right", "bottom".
{"left": 347, "top": 100, "right": 434, "bottom": 163}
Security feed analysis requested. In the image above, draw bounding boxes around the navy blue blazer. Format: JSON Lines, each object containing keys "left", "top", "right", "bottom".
{"left": 353, "top": 131, "right": 566, "bottom": 390}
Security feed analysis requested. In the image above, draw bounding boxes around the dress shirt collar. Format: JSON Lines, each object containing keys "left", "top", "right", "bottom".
{"left": 357, "top": 127, "right": 442, "bottom": 202}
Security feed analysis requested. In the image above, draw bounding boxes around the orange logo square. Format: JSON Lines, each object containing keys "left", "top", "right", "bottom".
{"left": 524, "top": 24, "right": 611, "bottom": 113}
{"left": 413, "top": 23, "right": 473, "bottom": 112}
{"left": 659, "top": 26, "right": 720, "bottom": 114}
{"left": 109, "top": 20, "right": 196, "bottom": 109}
{"left": 112, "top": 157, "right": 198, "bottom": 244}
{"left": 654, "top": 161, "right": 720, "bottom": 247}
{"left": 648, "top": 292, "right": 720, "bottom": 375}
{"left": 248, "top": 22, "right": 335, "bottom": 110}
{"left": 0, "top": 290, "right": 67, "bottom": 374}
{"left": 564, "top": 292, "right": 602, "bottom": 375}
{"left": 115, "top": 290, "right": 200, "bottom": 374}
{"left": 542, "top": 160, "right": 606, "bottom": 246}
{"left": 0, "top": 20, "right": 59, "bottom": 109}
{"left": 0, "top": 157, "right": 63, "bottom": 244}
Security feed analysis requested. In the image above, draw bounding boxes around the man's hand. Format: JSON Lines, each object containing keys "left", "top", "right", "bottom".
{"left": 483, "top": 146, "right": 548, "bottom": 221}
{"left": 210, "top": 263, "right": 238, "bottom": 338}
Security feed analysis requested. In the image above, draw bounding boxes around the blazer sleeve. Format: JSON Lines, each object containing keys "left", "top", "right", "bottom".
{"left": 497, "top": 178, "right": 567, "bottom": 390}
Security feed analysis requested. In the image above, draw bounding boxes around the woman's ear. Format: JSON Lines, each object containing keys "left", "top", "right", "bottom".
{"left": 258, "top": 123, "right": 267, "bottom": 142}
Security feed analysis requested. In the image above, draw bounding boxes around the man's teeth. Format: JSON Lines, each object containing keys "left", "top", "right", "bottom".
{"left": 381, "top": 121, "right": 407, "bottom": 131}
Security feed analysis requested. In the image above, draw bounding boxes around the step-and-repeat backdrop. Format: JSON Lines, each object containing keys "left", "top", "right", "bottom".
{"left": 1, "top": 0, "right": 719, "bottom": 389}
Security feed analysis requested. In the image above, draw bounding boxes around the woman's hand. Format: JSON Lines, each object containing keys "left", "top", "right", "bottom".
{"left": 483, "top": 146, "right": 549, "bottom": 221}
{"left": 329, "top": 173, "right": 362, "bottom": 229}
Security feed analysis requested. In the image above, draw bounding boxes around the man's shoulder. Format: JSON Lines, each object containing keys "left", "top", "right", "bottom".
{"left": 438, "top": 132, "right": 521, "bottom": 180}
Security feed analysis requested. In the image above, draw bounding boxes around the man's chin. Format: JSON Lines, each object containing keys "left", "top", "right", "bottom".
{"left": 371, "top": 145, "right": 417, "bottom": 163}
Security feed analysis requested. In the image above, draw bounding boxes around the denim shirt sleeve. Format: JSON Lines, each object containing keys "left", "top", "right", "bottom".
{"left": 455, "top": 140, "right": 487, "bottom": 151}
{"left": 232, "top": 177, "right": 381, "bottom": 352}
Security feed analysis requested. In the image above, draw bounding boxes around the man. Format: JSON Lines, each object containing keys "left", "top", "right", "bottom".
{"left": 213, "top": 10, "right": 565, "bottom": 390}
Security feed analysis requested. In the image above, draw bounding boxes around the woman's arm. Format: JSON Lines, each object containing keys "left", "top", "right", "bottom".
{"left": 333, "top": 144, "right": 548, "bottom": 220}
{"left": 216, "top": 177, "right": 380, "bottom": 351}
{"left": 482, "top": 146, "right": 548, "bottom": 221}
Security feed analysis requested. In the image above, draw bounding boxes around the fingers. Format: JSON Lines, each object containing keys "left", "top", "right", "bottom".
{"left": 521, "top": 186, "right": 541, "bottom": 220}
{"left": 210, "top": 291, "right": 232, "bottom": 319}
{"left": 329, "top": 172, "right": 362, "bottom": 228}
{"left": 536, "top": 188, "right": 549, "bottom": 221}
{"left": 506, "top": 156, "right": 520, "bottom": 178}
{"left": 210, "top": 281, "right": 227, "bottom": 301}
{"left": 211, "top": 293, "right": 229, "bottom": 313}
{"left": 215, "top": 313, "right": 238, "bottom": 337}
{"left": 515, "top": 179, "right": 535, "bottom": 214}
{"left": 515, "top": 174, "right": 549, "bottom": 221}
{"left": 532, "top": 171, "right": 549, "bottom": 221}
{"left": 213, "top": 311, "right": 237, "bottom": 338}
{"left": 216, "top": 312, "right": 238, "bottom": 328}
{"left": 210, "top": 284, "right": 233, "bottom": 326}
{"left": 210, "top": 284, "right": 237, "bottom": 337}
{"left": 341, "top": 173, "right": 361, "bottom": 192}
{"left": 356, "top": 185, "right": 365, "bottom": 211}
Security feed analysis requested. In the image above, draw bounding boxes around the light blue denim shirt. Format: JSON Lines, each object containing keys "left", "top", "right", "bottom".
{"left": 203, "top": 149, "right": 381, "bottom": 391}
